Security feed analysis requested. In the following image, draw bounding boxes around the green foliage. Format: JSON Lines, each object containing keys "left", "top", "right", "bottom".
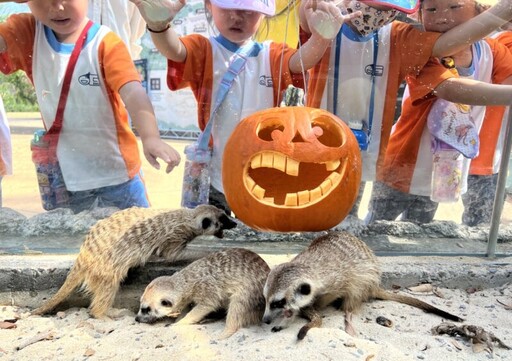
{"left": 0, "top": 71, "right": 39, "bottom": 112}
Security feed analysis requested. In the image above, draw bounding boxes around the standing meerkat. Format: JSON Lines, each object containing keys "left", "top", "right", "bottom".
{"left": 32, "top": 205, "right": 236, "bottom": 318}
{"left": 135, "top": 248, "right": 270, "bottom": 339}
{"left": 263, "top": 231, "right": 463, "bottom": 340}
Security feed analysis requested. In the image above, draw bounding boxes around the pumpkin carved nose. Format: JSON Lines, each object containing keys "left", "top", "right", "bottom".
{"left": 291, "top": 126, "right": 323, "bottom": 144}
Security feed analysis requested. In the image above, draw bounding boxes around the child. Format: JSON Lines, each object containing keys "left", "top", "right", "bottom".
{"left": 301, "top": 0, "right": 512, "bottom": 217}
{"left": 0, "top": 94, "right": 11, "bottom": 208}
{"left": 462, "top": 23, "right": 512, "bottom": 226}
{"left": 369, "top": 0, "right": 512, "bottom": 224}
{"left": 131, "top": 0, "right": 357, "bottom": 212}
{"left": 0, "top": 0, "right": 181, "bottom": 213}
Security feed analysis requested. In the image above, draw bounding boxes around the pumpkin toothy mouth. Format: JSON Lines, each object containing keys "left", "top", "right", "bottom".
{"left": 244, "top": 151, "right": 347, "bottom": 207}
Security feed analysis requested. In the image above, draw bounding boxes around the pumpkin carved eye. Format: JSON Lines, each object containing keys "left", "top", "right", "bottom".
{"left": 257, "top": 118, "right": 284, "bottom": 141}
{"left": 312, "top": 119, "right": 344, "bottom": 148}
{"left": 223, "top": 106, "right": 362, "bottom": 232}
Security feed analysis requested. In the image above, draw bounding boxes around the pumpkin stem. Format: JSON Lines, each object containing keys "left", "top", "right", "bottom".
{"left": 280, "top": 85, "right": 305, "bottom": 107}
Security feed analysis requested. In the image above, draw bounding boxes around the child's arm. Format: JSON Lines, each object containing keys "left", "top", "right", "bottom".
{"left": 119, "top": 81, "right": 181, "bottom": 173}
{"left": 130, "top": 0, "right": 187, "bottom": 62}
{"left": 434, "top": 77, "right": 512, "bottom": 106}
{"left": 290, "top": 0, "right": 360, "bottom": 73}
{"left": 433, "top": 0, "right": 512, "bottom": 57}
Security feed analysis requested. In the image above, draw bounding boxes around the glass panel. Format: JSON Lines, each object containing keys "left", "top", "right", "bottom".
{"left": 1, "top": 1, "right": 511, "bottom": 259}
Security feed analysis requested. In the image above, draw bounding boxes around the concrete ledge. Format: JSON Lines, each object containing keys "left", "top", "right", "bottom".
{"left": 1, "top": 246, "right": 511, "bottom": 312}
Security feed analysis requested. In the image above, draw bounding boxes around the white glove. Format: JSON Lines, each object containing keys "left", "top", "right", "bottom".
{"left": 130, "top": 0, "right": 186, "bottom": 31}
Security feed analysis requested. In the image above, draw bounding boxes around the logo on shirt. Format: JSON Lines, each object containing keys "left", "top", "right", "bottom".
{"left": 259, "top": 75, "right": 273, "bottom": 88}
{"left": 78, "top": 72, "right": 100, "bottom": 86}
{"left": 365, "top": 64, "right": 384, "bottom": 77}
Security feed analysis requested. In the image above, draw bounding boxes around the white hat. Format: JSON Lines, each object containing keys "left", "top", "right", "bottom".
{"left": 210, "top": 0, "right": 276, "bottom": 16}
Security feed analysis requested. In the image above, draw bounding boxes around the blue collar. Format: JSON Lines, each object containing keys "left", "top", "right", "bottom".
{"left": 44, "top": 22, "right": 100, "bottom": 54}
{"left": 455, "top": 42, "right": 481, "bottom": 77}
{"left": 341, "top": 24, "right": 375, "bottom": 42}
{"left": 213, "top": 35, "right": 262, "bottom": 57}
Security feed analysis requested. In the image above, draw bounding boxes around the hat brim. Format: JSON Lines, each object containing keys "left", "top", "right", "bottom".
{"left": 361, "top": 0, "right": 420, "bottom": 14}
{"left": 210, "top": 0, "right": 276, "bottom": 16}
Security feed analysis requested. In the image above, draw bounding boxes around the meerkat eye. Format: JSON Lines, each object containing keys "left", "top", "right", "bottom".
{"left": 161, "top": 299, "right": 172, "bottom": 307}
{"left": 298, "top": 283, "right": 311, "bottom": 295}
{"left": 201, "top": 217, "right": 213, "bottom": 229}
{"left": 270, "top": 299, "right": 286, "bottom": 309}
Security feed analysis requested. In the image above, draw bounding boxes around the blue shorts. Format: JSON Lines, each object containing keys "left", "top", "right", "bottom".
{"left": 67, "top": 172, "right": 149, "bottom": 213}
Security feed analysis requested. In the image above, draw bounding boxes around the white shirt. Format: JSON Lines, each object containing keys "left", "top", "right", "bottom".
{"left": 0, "top": 95, "right": 12, "bottom": 176}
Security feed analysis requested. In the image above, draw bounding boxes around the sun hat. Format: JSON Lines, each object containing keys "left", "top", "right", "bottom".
{"left": 361, "top": 0, "right": 420, "bottom": 14}
{"left": 210, "top": 0, "right": 276, "bottom": 16}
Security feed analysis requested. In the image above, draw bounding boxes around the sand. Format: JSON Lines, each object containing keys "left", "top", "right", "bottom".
{"left": 1, "top": 253, "right": 511, "bottom": 361}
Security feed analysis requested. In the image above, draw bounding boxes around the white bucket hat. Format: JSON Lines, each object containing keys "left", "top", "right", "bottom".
{"left": 210, "top": 0, "right": 276, "bottom": 16}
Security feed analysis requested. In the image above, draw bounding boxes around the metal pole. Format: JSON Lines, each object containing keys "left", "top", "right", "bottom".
{"left": 487, "top": 108, "right": 512, "bottom": 258}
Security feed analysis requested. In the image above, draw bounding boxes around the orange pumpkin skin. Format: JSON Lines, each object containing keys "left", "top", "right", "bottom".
{"left": 222, "top": 106, "right": 362, "bottom": 232}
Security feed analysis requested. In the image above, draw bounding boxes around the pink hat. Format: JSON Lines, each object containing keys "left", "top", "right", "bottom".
{"left": 210, "top": 0, "right": 276, "bottom": 16}
{"left": 361, "top": 0, "right": 420, "bottom": 14}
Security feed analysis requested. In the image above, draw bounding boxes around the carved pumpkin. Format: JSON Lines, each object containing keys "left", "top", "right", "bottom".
{"left": 222, "top": 106, "right": 362, "bottom": 232}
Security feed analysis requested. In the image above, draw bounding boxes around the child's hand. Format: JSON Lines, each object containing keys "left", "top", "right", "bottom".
{"left": 303, "top": 0, "right": 361, "bottom": 40}
{"left": 130, "top": 0, "right": 186, "bottom": 31}
{"left": 142, "top": 137, "right": 181, "bottom": 173}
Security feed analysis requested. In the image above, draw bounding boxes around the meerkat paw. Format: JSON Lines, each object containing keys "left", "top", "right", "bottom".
{"left": 344, "top": 312, "right": 358, "bottom": 337}
{"left": 173, "top": 318, "right": 195, "bottom": 326}
{"left": 218, "top": 327, "right": 239, "bottom": 340}
{"left": 106, "top": 308, "right": 133, "bottom": 319}
{"left": 271, "top": 326, "right": 283, "bottom": 332}
{"left": 174, "top": 305, "right": 213, "bottom": 326}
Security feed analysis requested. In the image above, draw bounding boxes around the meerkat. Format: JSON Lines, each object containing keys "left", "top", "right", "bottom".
{"left": 31, "top": 205, "right": 236, "bottom": 319}
{"left": 263, "top": 231, "right": 463, "bottom": 340}
{"left": 135, "top": 248, "right": 270, "bottom": 339}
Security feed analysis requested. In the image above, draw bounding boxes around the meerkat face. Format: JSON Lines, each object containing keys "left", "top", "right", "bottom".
{"left": 135, "top": 277, "right": 187, "bottom": 324}
{"left": 192, "top": 205, "right": 237, "bottom": 238}
{"left": 262, "top": 264, "right": 316, "bottom": 329}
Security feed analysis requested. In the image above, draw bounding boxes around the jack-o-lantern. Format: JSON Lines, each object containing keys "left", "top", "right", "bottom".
{"left": 222, "top": 106, "right": 362, "bottom": 232}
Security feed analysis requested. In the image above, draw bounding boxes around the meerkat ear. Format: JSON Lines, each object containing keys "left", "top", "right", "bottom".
{"left": 298, "top": 283, "right": 311, "bottom": 295}
{"left": 201, "top": 217, "right": 213, "bottom": 230}
{"left": 219, "top": 214, "right": 237, "bottom": 229}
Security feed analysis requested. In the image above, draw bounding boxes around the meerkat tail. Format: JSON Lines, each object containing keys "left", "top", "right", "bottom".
{"left": 374, "top": 288, "right": 464, "bottom": 322}
{"left": 31, "top": 268, "right": 83, "bottom": 316}
{"left": 297, "top": 306, "right": 323, "bottom": 340}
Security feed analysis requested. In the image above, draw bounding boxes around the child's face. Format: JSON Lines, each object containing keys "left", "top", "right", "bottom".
{"left": 208, "top": 4, "right": 264, "bottom": 45}
{"left": 28, "top": 0, "right": 88, "bottom": 43}
{"left": 421, "top": 0, "right": 478, "bottom": 33}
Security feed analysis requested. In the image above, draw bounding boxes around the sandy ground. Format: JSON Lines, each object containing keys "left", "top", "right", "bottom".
{"left": 1, "top": 280, "right": 511, "bottom": 361}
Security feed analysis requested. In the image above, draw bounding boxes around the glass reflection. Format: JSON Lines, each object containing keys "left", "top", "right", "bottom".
{"left": 0, "top": 1, "right": 511, "bottom": 258}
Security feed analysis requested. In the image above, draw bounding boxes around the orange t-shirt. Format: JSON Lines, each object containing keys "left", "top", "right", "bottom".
{"left": 469, "top": 31, "right": 512, "bottom": 176}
